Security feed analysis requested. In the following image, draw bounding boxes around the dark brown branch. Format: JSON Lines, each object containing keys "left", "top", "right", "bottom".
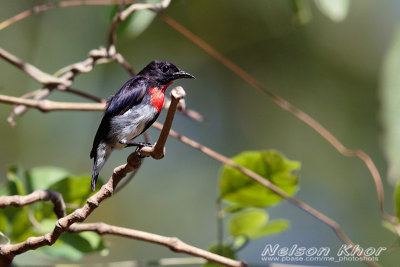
{"left": 0, "top": 190, "right": 66, "bottom": 219}
{"left": 160, "top": 13, "right": 397, "bottom": 225}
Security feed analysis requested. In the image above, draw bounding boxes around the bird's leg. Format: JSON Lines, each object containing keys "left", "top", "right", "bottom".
{"left": 119, "top": 140, "right": 152, "bottom": 148}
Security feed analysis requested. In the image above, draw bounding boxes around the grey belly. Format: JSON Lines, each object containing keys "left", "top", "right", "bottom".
{"left": 108, "top": 104, "right": 158, "bottom": 149}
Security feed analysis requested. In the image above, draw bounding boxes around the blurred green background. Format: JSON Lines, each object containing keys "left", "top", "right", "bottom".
{"left": 1, "top": 0, "right": 400, "bottom": 266}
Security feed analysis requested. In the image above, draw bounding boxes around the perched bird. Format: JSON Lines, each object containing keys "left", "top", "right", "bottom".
{"left": 90, "top": 61, "right": 195, "bottom": 191}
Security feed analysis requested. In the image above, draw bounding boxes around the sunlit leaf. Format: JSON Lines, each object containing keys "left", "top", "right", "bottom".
{"left": 229, "top": 209, "right": 268, "bottom": 237}
{"left": 228, "top": 209, "right": 289, "bottom": 240}
{"left": 314, "top": 0, "right": 349, "bottom": 22}
{"left": 248, "top": 220, "right": 289, "bottom": 238}
{"left": 220, "top": 150, "right": 300, "bottom": 207}
{"left": 380, "top": 27, "right": 400, "bottom": 185}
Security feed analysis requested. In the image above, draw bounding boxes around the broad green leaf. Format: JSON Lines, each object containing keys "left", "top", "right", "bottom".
{"left": 220, "top": 150, "right": 300, "bottom": 207}
{"left": 35, "top": 241, "right": 83, "bottom": 261}
{"left": 61, "top": 231, "right": 106, "bottom": 254}
{"left": 228, "top": 209, "right": 268, "bottom": 237}
{"left": 204, "top": 244, "right": 236, "bottom": 267}
{"left": 381, "top": 27, "right": 400, "bottom": 185}
{"left": 48, "top": 175, "right": 101, "bottom": 206}
{"left": 247, "top": 220, "right": 289, "bottom": 238}
{"left": 395, "top": 181, "right": 400, "bottom": 219}
{"left": 314, "top": 0, "right": 349, "bottom": 22}
{"left": 10, "top": 208, "right": 33, "bottom": 242}
{"left": 27, "top": 166, "right": 70, "bottom": 191}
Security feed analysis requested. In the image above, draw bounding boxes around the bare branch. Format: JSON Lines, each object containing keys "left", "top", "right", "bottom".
{"left": 0, "top": 47, "right": 70, "bottom": 87}
{"left": 0, "top": 94, "right": 105, "bottom": 112}
{"left": 69, "top": 222, "right": 245, "bottom": 267}
{"left": 0, "top": 190, "right": 66, "bottom": 219}
{"left": 160, "top": 13, "right": 397, "bottom": 225}
{"left": 0, "top": 1, "right": 138, "bottom": 31}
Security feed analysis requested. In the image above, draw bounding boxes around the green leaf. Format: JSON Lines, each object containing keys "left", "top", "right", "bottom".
{"left": 27, "top": 166, "right": 70, "bottom": 191}
{"left": 220, "top": 150, "right": 300, "bottom": 207}
{"left": 127, "top": 8, "right": 157, "bottom": 38}
{"left": 61, "top": 231, "right": 106, "bottom": 254}
{"left": 204, "top": 244, "right": 236, "bottom": 267}
{"left": 395, "top": 181, "right": 400, "bottom": 219}
{"left": 228, "top": 208, "right": 289, "bottom": 241}
{"left": 35, "top": 241, "right": 84, "bottom": 261}
{"left": 314, "top": 0, "right": 349, "bottom": 22}
{"left": 288, "top": 0, "right": 312, "bottom": 26}
{"left": 2, "top": 165, "right": 27, "bottom": 195}
{"left": 228, "top": 209, "right": 268, "bottom": 237}
{"left": 381, "top": 27, "right": 400, "bottom": 185}
{"left": 48, "top": 175, "right": 101, "bottom": 206}
{"left": 248, "top": 220, "right": 289, "bottom": 238}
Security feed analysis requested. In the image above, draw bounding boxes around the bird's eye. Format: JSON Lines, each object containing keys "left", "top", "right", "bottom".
{"left": 161, "top": 65, "right": 169, "bottom": 73}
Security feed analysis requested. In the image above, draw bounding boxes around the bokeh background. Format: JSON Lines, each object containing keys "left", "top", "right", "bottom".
{"left": 1, "top": 0, "right": 400, "bottom": 266}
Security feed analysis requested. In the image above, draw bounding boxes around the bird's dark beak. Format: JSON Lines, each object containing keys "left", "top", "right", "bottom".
{"left": 173, "top": 70, "right": 195, "bottom": 79}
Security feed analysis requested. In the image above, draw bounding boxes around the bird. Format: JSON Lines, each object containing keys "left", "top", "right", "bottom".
{"left": 90, "top": 61, "right": 195, "bottom": 191}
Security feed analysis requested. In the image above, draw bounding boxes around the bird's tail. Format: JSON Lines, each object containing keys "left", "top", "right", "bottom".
{"left": 91, "top": 142, "right": 111, "bottom": 191}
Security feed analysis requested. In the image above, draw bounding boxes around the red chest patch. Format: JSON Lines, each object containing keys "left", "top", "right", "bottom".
{"left": 149, "top": 82, "right": 172, "bottom": 113}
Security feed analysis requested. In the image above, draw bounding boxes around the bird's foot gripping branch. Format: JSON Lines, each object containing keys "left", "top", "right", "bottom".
{"left": 139, "top": 86, "right": 186, "bottom": 159}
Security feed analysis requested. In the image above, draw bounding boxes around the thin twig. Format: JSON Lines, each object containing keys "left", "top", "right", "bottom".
{"left": 0, "top": 94, "right": 105, "bottom": 112}
{"left": 160, "top": 13, "right": 397, "bottom": 225}
{"left": 0, "top": 47, "right": 70, "bottom": 87}
{"left": 0, "top": 0, "right": 138, "bottom": 31}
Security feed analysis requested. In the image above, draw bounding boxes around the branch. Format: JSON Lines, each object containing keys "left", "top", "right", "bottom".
{"left": 160, "top": 13, "right": 397, "bottom": 225}
{"left": 69, "top": 222, "right": 244, "bottom": 267}
{"left": 0, "top": 94, "right": 105, "bottom": 112}
{"left": 0, "top": 48, "right": 70, "bottom": 87}
{"left": 0, "top": 190, "right": 66, "bottom": 219}
{"left": 0, "top": 0, "right": 138, "bottom": 31}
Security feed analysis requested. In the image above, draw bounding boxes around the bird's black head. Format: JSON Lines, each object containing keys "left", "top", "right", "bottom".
{"left": 138, "top": 61, "right": 195, "bottom": 85}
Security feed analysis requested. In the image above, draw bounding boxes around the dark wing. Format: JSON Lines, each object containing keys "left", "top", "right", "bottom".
{"left": 90, "top": 76, "right": 147, "bottom": 158}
